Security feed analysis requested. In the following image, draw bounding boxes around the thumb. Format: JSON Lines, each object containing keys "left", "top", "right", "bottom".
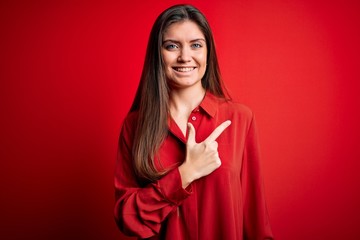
{"left": 187, "top": 122, "right": 196, "bottom": 145}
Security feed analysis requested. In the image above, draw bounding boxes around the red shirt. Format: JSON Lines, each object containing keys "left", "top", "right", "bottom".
{"left": 114, "top": 93, "right": 273, "bottom": 240}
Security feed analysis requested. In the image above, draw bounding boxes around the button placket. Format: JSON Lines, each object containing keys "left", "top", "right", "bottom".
{"left": 188, "top": 108, "right": 201, "bottom": 132}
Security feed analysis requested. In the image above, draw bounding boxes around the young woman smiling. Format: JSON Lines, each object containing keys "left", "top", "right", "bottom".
{"left": 114, "top": 4, "right": 274, "bottom": 240}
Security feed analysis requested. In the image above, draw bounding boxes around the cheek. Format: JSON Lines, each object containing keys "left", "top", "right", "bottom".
{"left": 161, "top": 51, "right": 169, "bottom": 64}
{"left": 199, "top": 50, "right": 207, "bottom": 66}
{"left": 162, "top": 56, "right": 174, "bottom": 78}
{"left": 162, "top": 54, "right": 175, "bottom": 68}
{"left": 201, "top": 56, "right": 207, "bottom": 69}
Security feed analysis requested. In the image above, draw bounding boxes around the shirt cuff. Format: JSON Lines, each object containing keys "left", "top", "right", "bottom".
{"left": 156, "top": 167, "right": 192, "bottom": 205}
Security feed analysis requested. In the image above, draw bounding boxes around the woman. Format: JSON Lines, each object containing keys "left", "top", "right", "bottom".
{"left": 115, "top": 4, "right": 273, "bottom": 240}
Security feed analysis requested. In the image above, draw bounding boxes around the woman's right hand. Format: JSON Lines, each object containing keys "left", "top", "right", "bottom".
{"left": 178, "top": 120, "right": 231, "bottom": 188}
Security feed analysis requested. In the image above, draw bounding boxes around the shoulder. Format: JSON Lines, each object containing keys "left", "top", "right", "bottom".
{"left": 124, "top": 111, "right": 139, "bottom": 124}
{"left": 204, "top": 92, "right": 253, "bottom": 120}
{"left": 217, "top": 98, "right": 254, "bottom": 122}
{"left": 220, "top": 99, "right": 253, "bottom": 115}
{"left": 121, "top": 111, "right": 139, "bottom": 135}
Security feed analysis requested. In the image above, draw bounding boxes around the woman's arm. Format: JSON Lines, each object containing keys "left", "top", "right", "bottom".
{"left": 114, "top": 119, "right": 191, "bottom": 238}
{"left": 241, "top": 114, "right": 274, "bottom": 240}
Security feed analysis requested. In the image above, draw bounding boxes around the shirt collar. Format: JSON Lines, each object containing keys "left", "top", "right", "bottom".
{"left": 198, "top": 91, "right": 219, "bottom": 118}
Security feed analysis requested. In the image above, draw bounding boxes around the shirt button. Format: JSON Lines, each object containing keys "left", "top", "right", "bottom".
{"left": 191, "top": 116, "right": 196, "bottom": 121}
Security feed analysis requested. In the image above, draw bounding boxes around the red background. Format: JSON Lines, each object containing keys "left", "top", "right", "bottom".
{"left": 1, "top": 0, "right": 360, "bottom": 239}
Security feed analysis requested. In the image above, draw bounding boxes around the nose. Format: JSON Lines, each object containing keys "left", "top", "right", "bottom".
{"left": 177, "top": 46, "right": 192, "bottom": 62}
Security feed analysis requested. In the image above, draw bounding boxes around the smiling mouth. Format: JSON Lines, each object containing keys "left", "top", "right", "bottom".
{"left": 173, "top": 67, "right": 196, "bottom": 72}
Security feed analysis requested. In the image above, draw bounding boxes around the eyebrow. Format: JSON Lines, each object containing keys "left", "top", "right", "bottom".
{"left": 162, "top": 38, "right": 206, "bottom": 44}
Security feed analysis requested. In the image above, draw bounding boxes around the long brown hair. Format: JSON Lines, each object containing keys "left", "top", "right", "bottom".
{"left": 129, "top": 4, "right": 229, "bottom": 182}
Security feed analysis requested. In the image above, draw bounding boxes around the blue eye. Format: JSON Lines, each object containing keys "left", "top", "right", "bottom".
{"left": 192, "top": 43, "right": 202, "bottom": 48}
{"left": 165, "top": 44, "right": 178, "bottom": 50}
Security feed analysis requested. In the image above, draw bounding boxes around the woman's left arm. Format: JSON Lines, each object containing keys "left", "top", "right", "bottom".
{"left": 241, "top": 113, "right": 274, "bottom": 240}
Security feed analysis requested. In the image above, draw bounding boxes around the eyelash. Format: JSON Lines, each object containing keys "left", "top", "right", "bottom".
{"left": 192, "top": 43, "right": 202, "bottom": 48}
{"left": 164, "top": 43, "right": 203, "bottom": 50}
{"left": 165, "top": 44, "right": 178, "bottom": 50}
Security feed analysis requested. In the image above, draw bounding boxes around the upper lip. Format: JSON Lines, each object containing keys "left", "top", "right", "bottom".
{"left": 172, "top": 66, "right": 196, "bottom": 68}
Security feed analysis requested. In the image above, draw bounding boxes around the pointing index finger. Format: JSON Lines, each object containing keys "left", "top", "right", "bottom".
{"left": 205, "top": 120, "right": 231, "bottom": 142}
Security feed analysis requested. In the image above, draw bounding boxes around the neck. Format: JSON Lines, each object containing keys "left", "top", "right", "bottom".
{"left": 169, "top": 87, "right": 206, "bottom": 117}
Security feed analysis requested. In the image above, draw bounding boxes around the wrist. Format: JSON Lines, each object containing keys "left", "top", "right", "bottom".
{"left": 178, "top": 164, "right": 194, "bottom": 189}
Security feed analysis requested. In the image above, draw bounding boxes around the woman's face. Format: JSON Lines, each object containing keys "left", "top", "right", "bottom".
{"left": 161, "top": 20, "right": 207, "bottom": 90}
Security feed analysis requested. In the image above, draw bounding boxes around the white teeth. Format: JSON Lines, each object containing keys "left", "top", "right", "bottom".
{"left": 174, "top": 67, "right": 195, "bottom": 72}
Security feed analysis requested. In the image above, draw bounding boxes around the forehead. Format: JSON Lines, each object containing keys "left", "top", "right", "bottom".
{"left": 163, "top": 20, "right": 205, "bottom": 40}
